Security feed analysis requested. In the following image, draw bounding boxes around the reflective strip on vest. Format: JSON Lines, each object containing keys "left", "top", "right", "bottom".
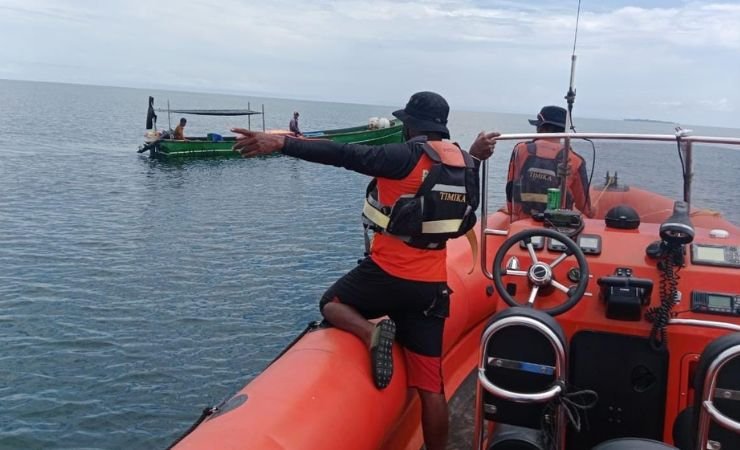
{"left": 422, "top": 219, "right": 464, "bottom": 234}
{"left": 431, "top": 184, "right": 467, "bottom": 194}
{"left": 519, "top": 193, "right": 548, "bottom": 203}
{"left": 363, "top": 200, "right": 390, "bottom": 228}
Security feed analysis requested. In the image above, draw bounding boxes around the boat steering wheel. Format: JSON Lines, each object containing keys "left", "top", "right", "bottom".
{"left": 492, "top": 228, "right": 589, "bottom": 316}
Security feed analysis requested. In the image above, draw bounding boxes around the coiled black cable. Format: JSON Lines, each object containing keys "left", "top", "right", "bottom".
{"left": 645, "top": 247, "right": 682, "bottom": 350}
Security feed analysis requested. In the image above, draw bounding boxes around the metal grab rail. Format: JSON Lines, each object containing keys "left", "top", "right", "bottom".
{"left": 488, "top": 132, "right": 740, "bottom": 144}
{"left": 473, "top": 315, "right": 568, "bottom": 450}
{"left": 696, "top": 344, "right": 740, "bottom": 450}
{"left": 668, "top": 319, "right": 740, "bottom": 333}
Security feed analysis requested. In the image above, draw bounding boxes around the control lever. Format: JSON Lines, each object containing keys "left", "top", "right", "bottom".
{"left": 646, "top": 201, "right": 695, "bottom": 267}
{"left": 659, "top": 201, "right": 694, "bottom": 246}
{"left": 598, "top": 269, "right": 654, "bottom": 321}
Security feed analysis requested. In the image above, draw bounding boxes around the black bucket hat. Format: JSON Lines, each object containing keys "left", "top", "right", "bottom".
{"left": 393, "top": 91, "right": 450, "bottom": 139}
{"left": 528, "top": 105, "right": 567, "bottom": 129}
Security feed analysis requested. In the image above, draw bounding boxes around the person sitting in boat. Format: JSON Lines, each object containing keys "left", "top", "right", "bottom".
{"left": 289, "top": 111, "right": 302, "bottom": 137}
{"left": 173, "top": 117, "right": 187, "bottom": 140}
{"left": 505, "top": 105, "right": 591, "bottom": 220}
{"left": 232, "top": 91, "right": 499, "bottom": 450}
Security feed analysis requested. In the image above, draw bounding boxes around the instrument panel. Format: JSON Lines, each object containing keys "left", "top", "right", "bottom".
{"left": 547, "top": 234, "right": 602, "bottom": 255}
{"left": 691, "top": 244, "right": 740, "bottom": 268}
{"left": 691, "top": 291, "right": 740, "bottom": 316}
{"left": 518, "top": 234, "right": 602, "bottom": 255}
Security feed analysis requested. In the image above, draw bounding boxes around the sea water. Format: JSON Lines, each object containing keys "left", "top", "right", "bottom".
{"left": 1, "top": 79, "right": 738, "bottom": 449}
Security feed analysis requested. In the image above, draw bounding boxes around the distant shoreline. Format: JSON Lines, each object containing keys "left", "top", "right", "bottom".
{"left": 623, "top": 118, "right": 676, "bottom": 124}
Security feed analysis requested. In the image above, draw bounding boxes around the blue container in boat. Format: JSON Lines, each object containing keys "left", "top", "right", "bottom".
{"left": 207, "top": 133, "right": 223, "bottom": 142}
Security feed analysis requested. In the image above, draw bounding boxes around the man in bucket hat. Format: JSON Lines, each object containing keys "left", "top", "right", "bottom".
{"left": 506, "top": 105, "right": 591, "bottom": 220}
{"left": 232, "top": 91, "right": 499, "bottom": 450}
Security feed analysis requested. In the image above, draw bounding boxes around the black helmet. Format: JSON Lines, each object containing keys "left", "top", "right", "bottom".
{"left": 393, "top": 91, "right": 450, "bottom": 139}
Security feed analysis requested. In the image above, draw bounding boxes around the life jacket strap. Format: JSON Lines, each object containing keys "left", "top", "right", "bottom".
{"left": 465, "top": 228, "right": 478, "bottom": 275}
{"left": 365, "top": 199, "right": 466, "bottom": 235}
{"left": 519, "top": 193, "right": 549, "bottom": 203}
{"left": 422, "top": 218, "right": 465, "bottom": 234}
{"left": 363, "top": 199, "right": 390, "bottom": 229}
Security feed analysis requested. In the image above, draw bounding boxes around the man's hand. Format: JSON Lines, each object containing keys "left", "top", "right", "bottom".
{"left": 231, "top": 128, "right": 286, "bottom": 157}
{"left": 557, "top": 162, "right": 572, "bottom": 178}
{"left": 469, "top": 131, "right": 501, "bottom": 161}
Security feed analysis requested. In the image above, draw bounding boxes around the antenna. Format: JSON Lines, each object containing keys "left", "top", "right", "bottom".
{"left": 566, "top": 0, "right": 582, "bottom": 131}
{"left": 559, "top": 0, "right": 584, "bottom": 208}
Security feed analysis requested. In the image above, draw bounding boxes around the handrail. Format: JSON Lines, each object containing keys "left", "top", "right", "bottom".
{"left": 490, "top": 132, "right": 740, "bottom": 145}
{"left": 478, "top": 131, "right": 740, "bottom": 278}
{"left": 474, "top": 315, "right": 568, "bottom": 450}
{"left": 696, "top": 344, "right": 740, "bottom": 450}
{"left": 668, "top": 319, "right": 740, "bottom": 333}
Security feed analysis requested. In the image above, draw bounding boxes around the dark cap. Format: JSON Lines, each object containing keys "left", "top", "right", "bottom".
{"left": 393, "top": 91, "right": 450, "bottom": 139}
{"left": 528, "top": 105, "right": 566, "bottom": 129}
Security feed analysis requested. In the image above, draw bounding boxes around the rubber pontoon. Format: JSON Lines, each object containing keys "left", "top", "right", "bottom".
{"left": 171, "top": 132, "right": 740, "bottom": 450}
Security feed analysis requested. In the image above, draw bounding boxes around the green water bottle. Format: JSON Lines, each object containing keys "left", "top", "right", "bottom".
{"left": 547, "top": 188, "right": 561, "bottom": 210}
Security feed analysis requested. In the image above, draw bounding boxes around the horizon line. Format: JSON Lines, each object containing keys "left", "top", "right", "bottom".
{"left": 1, "top": 77, "right": 737, "bottom": 132}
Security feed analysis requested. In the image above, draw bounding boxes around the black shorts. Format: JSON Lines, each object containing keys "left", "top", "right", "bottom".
{"left": 320, "top": 258, "right": 450, "bottom": 357}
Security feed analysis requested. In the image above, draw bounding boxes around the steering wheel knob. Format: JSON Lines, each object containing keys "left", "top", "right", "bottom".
{"left": 528, "top": 262, "right": 553, "bottom": 286}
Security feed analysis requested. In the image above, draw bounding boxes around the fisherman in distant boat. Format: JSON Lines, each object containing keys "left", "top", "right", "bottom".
{"left": 506, "top": 105, "right": 591, "bottom": 220}
{"left": 289, "top": 111, "right": 302, "bottom": 137}
{"left": 173, "top": 117, "right": 187, "bottom": 140}
{"left": 232, "top": 91, "right": 500, "bottom": 450}
{"left": 146, "top": 96, "right": 158, "bottom": 130}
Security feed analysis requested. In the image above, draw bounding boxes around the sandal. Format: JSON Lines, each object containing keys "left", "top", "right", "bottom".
{"left": 369, "top": 319, "right": 396, "bottom": 389}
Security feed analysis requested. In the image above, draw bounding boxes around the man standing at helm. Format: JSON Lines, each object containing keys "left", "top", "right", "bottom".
{"left": 232, "top": 91, "right": 499, "bottom": 450}
{"left": 506, "top": 105, "right": 591, "bottom": 220}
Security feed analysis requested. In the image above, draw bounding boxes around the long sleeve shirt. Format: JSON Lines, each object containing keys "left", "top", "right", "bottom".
{"left": 282, "top": 136, "right": 481, "bottom": 179}
{"left": 281, "top": 136, "right": 480, "bottom": 281}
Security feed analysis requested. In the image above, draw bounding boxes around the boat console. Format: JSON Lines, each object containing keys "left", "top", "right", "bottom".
{"left": 477, "top": 133, "right": 740, "bottom": 450}
{"left": 168, "top": 132, "right": 740, "bottom": 450}
{"left": 477, "top": 203, "right": 740, "bottom": 449}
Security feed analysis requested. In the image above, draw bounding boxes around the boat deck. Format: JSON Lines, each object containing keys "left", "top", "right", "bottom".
{"left": 448, "top": 371, "right": 478, "bottom": 450}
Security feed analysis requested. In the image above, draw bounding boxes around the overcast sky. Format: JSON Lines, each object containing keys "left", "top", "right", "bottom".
{"left": 1, "top": 0, "right": 739, "bottom": 127}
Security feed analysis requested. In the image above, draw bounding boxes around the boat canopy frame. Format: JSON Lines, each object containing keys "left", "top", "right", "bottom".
{"left": 154, "top": 99, "right": 266, "bottom": 132}
{"left": 479, "top": 131, "right": 740, "bottom": 280}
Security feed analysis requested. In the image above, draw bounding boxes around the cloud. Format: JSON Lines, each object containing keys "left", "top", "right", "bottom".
{"left": 699, "top": 98, "right": 734, "bottom": 112}
{"left": 0, "top": 0, "right": 738, "bottom": 127}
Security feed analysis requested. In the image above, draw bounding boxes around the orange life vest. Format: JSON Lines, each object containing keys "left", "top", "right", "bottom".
{"left": 363, "top": 140, "right": 478, "bottom": 281}
{"left": 507, "top": 139, "right": 590, "bottom": 218}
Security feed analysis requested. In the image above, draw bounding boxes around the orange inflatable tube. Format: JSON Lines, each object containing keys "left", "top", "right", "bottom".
{"left": 173, "top": 227, "right": 499, "bottom": 450}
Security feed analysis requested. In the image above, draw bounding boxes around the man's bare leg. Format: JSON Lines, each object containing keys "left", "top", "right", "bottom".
{"left": 418, "top": 389, "right": 449, "bottom": 450}
{"left": 322, "top": 301, "right": 374, "bottom": 347}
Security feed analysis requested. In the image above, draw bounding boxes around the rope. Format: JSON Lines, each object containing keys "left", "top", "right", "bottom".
{"left": 166, "top": 406, "right": 218, "bottom": 449}
{"left": 542, "top": 384, "right": 599, "bottom": 448}
{"left": 589, "top": 176, "right": 614, "bottom": 211}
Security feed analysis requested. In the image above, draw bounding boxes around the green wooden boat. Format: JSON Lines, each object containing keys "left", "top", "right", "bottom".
{"left": 142, "top": 121, "right": 403, "bottom": 159}
{"left": 138, "top": 98, "right": 403, "bottom": 159}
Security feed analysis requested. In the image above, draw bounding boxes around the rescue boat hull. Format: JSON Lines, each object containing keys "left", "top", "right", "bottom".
{"left": 173, "top": 185, "right": 740, "bottom": 449}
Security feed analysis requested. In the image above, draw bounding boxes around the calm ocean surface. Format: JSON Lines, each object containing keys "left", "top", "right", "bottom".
{"left": 1, "top": 79, "right": 738, "bottom": 449}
